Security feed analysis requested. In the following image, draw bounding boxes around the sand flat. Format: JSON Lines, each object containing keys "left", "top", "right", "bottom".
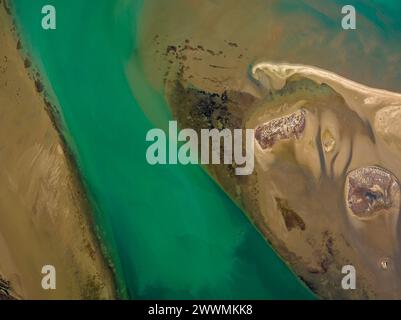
{"left": 0, "top": 3, "right": 115, "bottom": 299}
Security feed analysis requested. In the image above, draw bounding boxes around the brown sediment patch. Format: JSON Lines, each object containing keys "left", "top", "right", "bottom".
{"left": 34, "top": 78, "right": 44, "bottom": 92}
{"left": 23, "top": 57, "right": 31, "bottom": 68}
{"left": 16, "top": 39, "right": 22, "bottom": 50}
{"left": 0, "top": 3, "right": 116, "bottom": 299}
{"left": 0, "top": 276, "right": 17, "bottom": 300}
{"left": 226, "top": 41, "right": 238, "bottom": 48}
{"left": 275, "top": 198, "right": 306, "bottom": 231}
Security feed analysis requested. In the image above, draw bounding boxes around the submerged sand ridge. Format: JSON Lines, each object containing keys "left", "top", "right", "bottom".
{"left": 0, "top": 3, "right": 115, "bottom": 299}
{"left": 160, "top": 49, "right": 401, "bottom": 298}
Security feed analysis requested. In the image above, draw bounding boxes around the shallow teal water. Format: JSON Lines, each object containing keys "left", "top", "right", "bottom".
{"left": 10, "top": 0, "right": 327, "bottom": 299}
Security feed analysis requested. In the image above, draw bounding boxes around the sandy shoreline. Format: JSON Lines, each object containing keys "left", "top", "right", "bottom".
{"left": 0, "top": 2, "right": 116, "bottom": 299}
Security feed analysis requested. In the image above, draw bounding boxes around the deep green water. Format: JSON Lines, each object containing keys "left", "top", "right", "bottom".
{"left": 10, "top": 0, "right": 326, "bottom": 299}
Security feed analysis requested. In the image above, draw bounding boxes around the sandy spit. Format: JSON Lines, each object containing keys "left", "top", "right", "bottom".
{"left": 0, "top": 1, "right": 116, "bottom": 299}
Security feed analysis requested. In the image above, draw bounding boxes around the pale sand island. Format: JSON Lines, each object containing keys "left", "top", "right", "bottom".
{"left": 0, "top": 2, "right": 115, "bottom": 299}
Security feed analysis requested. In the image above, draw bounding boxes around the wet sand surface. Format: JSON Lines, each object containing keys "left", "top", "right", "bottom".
{"left": 137, "top": 0, "right": 401, "bottom": 299}
{"left": 0, "top": 3, "right": 115, "bottom": 299}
